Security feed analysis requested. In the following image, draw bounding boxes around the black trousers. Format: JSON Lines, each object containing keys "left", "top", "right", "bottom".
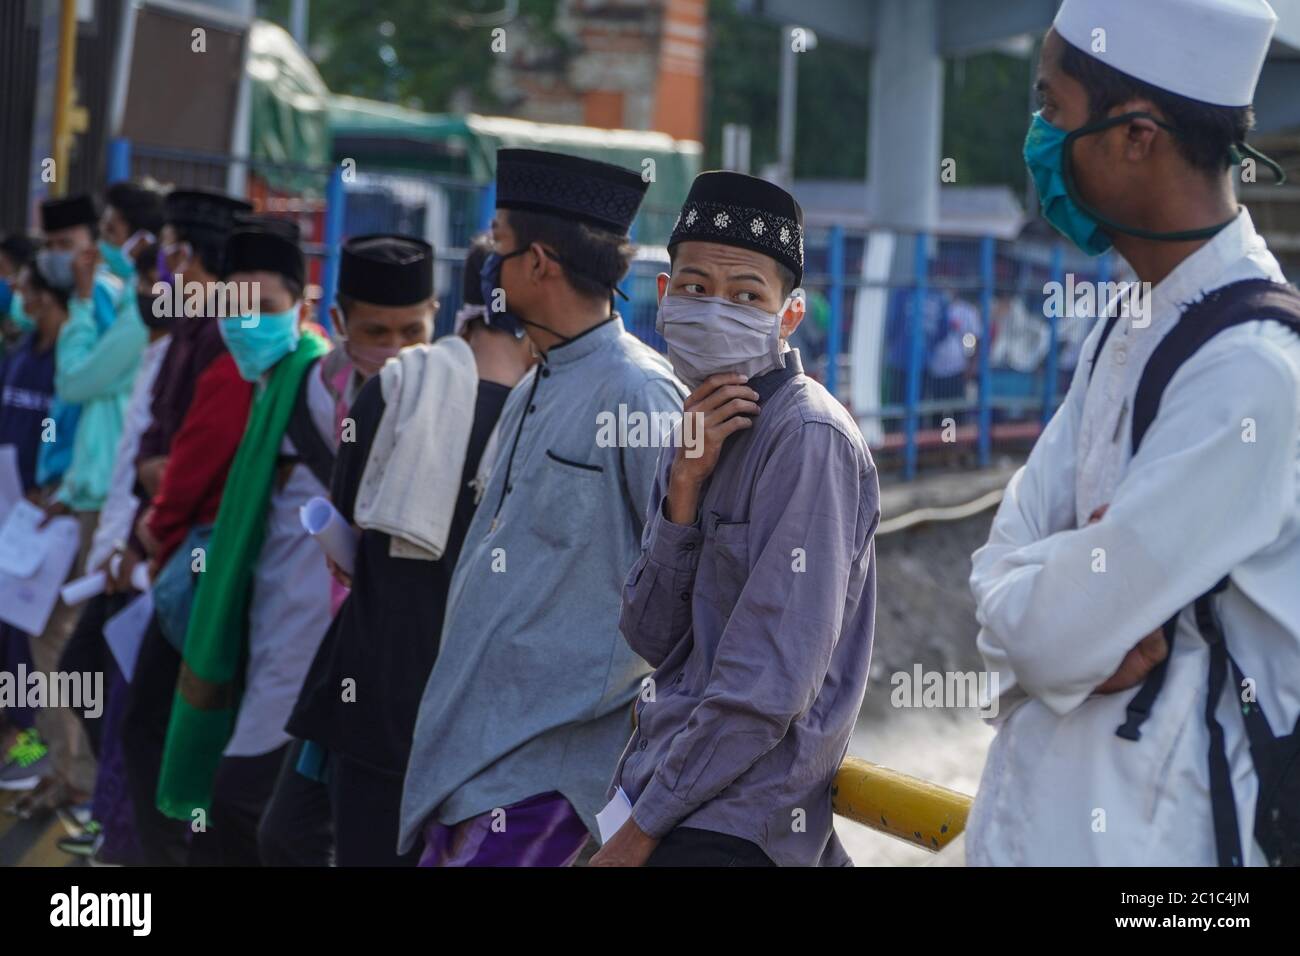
{"left": 187, "top": 744, "right": 288, "bottom": 866}
{"left": 330, "top": 753, "right": 419, "bottom": 867}
{"left": 58, "top": 591, "right": 126, "bottom": 758}
{"left": 121, "top": 617, "right": 190, "bottom": 866}
{"left": 258, "top": 738, "right": 333, "bottom": 866}
{"left": 645, "top": 827, "right": 776, "bottom": 868}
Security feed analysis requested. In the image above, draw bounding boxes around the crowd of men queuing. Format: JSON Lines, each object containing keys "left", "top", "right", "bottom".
{"left": 1, "top": 0, "right": 1299, "bottom": 868}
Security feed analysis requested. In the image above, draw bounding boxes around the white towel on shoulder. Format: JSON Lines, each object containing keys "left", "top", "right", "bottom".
{"left": 353, "top": 336, "right": 478, "bottom": 560}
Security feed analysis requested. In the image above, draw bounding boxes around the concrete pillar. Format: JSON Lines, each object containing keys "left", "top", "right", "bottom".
{"left": 867, "top": 0, "right": 943, "bottom": 233}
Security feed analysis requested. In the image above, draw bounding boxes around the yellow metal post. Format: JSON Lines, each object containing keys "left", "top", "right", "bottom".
{"left": 51, "top": 0, "right": 79, "bottom": 198}
{"left": 832, "top": 757, "right": 971, "bottom": 852}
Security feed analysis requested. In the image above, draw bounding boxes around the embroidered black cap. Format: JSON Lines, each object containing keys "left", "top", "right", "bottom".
{"left": 40, "top": 194, "right": 98, "bottom": 234}
{"left": 222, "top": 216, "right": 304, "bottom": 287}
{"left": 163, "top": 189, "right": 253, "bottom": 237}
{"left": 669, "top": 171, "right": 805, "bottom": 287}
{"left": 495, "top": 148, "right": 648, "bottom": 236}
{"left": 339, "top": 234, "right": 434, "bottom": 307}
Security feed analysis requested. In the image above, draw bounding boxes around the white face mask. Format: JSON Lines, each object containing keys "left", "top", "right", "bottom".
{"left": 656, "top": 293, "right": 787, "bottom": 390}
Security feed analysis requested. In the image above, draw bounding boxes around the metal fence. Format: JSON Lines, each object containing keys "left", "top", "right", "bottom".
{"left": 111, "top": 140, "right": 1116, "bottom": 479}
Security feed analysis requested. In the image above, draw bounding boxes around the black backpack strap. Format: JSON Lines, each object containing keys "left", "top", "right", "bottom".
{"left": 283, "top": 358, "right": 337, "bottom": 490}
{"left": 1115, "top": 614, "right": 1179, "bottom": 741}
{"left": 1196, "top": 580, "right": 1246, "bottom": 867}
{"left": 1130, "top": 279, "right": 1300, "bottom": 454}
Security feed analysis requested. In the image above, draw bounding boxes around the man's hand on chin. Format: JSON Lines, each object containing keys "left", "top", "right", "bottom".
{"left": 589, "top": 819, "right": 659, "bottom": 867}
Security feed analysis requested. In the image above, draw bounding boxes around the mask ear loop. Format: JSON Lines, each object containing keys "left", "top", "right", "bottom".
{"left": 1062, "top": 111, "right": 1237, "bottom": 243}
{"left": 1230, "top": 141, "right": 1288, "bottom": 185}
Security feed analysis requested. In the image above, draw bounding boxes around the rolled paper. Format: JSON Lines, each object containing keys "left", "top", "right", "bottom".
{"left": 300, "top": 496, "right": 358, "bottom": 576}
{"left": 60, "top": 570, "right": 107, "bottom": 606}
{"left": 59, "top": 554, "right": 154, "bottom": 605}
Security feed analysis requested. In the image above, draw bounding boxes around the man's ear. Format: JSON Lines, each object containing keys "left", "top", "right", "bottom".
{"left": 780, "top": 290, "right": 806, "bottom": 339}
{"left": 656, "top": 272, "right": 670, "bottom": 303}
{"left": 329, "top": 303, "right": 344, "bottom": 336}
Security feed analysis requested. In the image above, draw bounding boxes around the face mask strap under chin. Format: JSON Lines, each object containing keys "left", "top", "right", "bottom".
{"left": 1060, "top": 110, "right": 1273, "bottom": 244}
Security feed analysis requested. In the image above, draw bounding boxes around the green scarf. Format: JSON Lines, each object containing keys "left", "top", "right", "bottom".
{"left": 156, "top": 332, "right": 329, "bottom": 821}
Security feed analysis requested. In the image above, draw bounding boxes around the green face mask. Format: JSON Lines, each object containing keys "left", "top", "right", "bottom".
{"left": 1026, "top": 109, "right": 1286, "bottom": 254}
{"left": 8, "top": 290, "right": 34, "bottom": 335}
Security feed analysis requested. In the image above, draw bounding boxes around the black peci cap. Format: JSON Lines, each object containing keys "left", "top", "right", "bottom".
{"left": 222, "top": 216, "right": 304, "bottom": 288}
{"left": 495, "top": 148, "right": 648, "bottom": 235}
{"left": 40, "top": 194, "right": 98, "bottom": 234}
{"left": 669, "top": 171, "right": 805, "bottom": 287}
{"left": 338, "top": 234, "right": 434, "bottom": 307}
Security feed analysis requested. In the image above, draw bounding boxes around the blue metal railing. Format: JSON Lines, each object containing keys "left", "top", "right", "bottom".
{"left": 109, "top": 136, "right": 1117, "bottom": 479}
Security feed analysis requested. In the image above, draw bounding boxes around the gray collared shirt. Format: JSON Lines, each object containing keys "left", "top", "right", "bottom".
{"left": 398, "top": 316, "right": 686, "bottom": 853}
{"left": 612, "top": 350, "right": 879, "bottom": 866}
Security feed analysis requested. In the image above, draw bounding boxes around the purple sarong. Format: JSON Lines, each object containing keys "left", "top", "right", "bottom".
{"left": 418, "top": 791, "right": 589, "bottom": 867}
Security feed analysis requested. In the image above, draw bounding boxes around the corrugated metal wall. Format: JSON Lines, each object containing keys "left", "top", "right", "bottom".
{"left": 0, "top": 2, "right": 40, "bottom": 232}
{"left": 0, "top": 0, "right": 124, "bottom": 234}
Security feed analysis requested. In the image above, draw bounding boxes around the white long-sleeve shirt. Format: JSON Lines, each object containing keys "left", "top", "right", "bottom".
{"left": 968, "top": 208, "right": 1300, "bottom": 866}
{"left": 85, "top": 333, "right": 171, "bottom": 575}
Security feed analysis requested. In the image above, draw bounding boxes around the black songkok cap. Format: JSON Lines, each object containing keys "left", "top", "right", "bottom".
{"left": 669, "top": 171, "right": 805, "bottom": 287}
{"left": 339, "top": 234, "right": 434, "bottom": 307}
{"left": 223, "top": 216, "right": 304, "bottom": 288}
{"left": 40, "top": 194, "right": 98, "bottom": 234}
{"left": 163, "top": 189, "right": 253, "bottom": 238}
{"left": 495, "top": 148, "right": 648, "bottom": 235}
{"left": 105, "top": 181, "right": 166, "bottom": 236}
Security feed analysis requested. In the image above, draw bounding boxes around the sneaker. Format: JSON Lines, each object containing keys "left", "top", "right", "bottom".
{"left": 57, "top": 820, "right": 103, "bottom": 858}
{"left": 0, "top": 729, "right": 50, "bottom": 791}
{"left": 57, "top": 801, "right": 95, "bottom": 835}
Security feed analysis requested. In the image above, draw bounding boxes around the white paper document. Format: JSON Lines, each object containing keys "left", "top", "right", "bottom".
{"left": 0, "top": 511, "right": 80, "bottom": 635}
{"left": 0, "top": 499, "right": 50, "bottom": 578}
{"left": 596, "top": 786, "right": 634, "bottom": 845}
{"left": 103, "top": 590, "right": 154, "bottom": 683}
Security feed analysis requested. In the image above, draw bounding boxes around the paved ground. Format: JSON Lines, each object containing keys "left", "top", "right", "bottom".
{"left": 2, "top": 461, "right": 1020, "bottom": 868}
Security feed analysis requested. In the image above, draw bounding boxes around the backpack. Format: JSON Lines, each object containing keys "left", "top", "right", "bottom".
{"left": 1088, "top": 278, "right": 1300, "bottom": 867}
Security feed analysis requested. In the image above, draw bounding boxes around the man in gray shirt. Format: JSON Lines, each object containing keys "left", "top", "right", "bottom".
{"left": 594, "top": 172, "right": 879, "bottom": 867}
{"left": 399, "top": 149, "right": 685, "bottom": 865}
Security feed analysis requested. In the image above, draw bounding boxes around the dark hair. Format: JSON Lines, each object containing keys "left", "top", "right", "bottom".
{"left": 106, "top": 181, "right": 166, "bottom": 236}
{"left": 26, "top": 260, "right": 71, "bottom": 312}
{"left": 667, "top": 245, "right": 797, "bottom": 299}
{"left": 174, "top": 224, "right": 227, "bottom": 277}
{"left": 133, "top": 241, "right": 159, "bottom": 275}
{"left": 0, "top": 233, "right": 36, "bottom": 269}
{"left": 462, "top": 233, "right": 495, "bottom": 306}
{"left": 1058, "top": 37, "right": 1253, "bottom": 174}
{"left": 505, "top": 209, "right": 633, "bottom": 301}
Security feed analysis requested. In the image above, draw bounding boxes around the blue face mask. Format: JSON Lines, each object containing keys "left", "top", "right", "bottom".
{"left": 1023, "top": 111, "right": 1114, "bottom": 257}
{"left": 477, "top": 250, "right": 528, "bottom": 339}
{"left": 98, "top": 239, "right": 136, "bottom": 280}
{"left": 7, "top": 290, "right": 33, "bottom": 335}
{"left": 218, "top": 305, "right": 301, "bottom": 381}
{"left": 0, "top": 279, "right": 12, "bottom": 317}
{"left": 1024, "top": 109, "right": 1286, "bottom": 256}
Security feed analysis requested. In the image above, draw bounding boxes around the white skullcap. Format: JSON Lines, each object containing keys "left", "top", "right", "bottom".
{"left": 1054, "top": 0, "right": 1278, "bottom": 106}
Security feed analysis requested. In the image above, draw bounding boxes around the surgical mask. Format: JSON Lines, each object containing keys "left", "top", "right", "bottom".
{"left": 656, "top": 294, "right": 787, "bottom": 390}
{"left": 7, "top": 290, "right": 33, "bottom": 334}
{"left": 99, "top": 239, "right": 135, "bottom": 279}
{"left": 35, "top": 249, "right": 76, "bottom": 291}
{"left": 218, "top": 305, "right": 301, "bottom": 381}
{"left": 477, "top": 250, "right": 529, "bottom": 339}
{"left": 157, "top": 242, "right": 189, "bottom": 288}
{"left": 1024, "top": 110, "right": 1286, "bottom": 256}
{"left": 138, "top": 291, "right": 173, "bottom": 332}
{"left": 343, "top": 333, "right": 403, "bottom": 378}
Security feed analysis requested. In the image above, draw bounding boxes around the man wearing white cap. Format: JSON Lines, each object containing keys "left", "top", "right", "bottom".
{"left": 969, "top": 0, "right": 1300, "bottom": 866}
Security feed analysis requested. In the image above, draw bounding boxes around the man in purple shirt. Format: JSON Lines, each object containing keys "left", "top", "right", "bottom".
{"left": 594, "top": 172, "right": 879, "bottom": 867}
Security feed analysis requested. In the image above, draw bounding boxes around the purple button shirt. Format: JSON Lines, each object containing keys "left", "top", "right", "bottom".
{"left": 612, "top": 350, "right": 879, "bottom": 866}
